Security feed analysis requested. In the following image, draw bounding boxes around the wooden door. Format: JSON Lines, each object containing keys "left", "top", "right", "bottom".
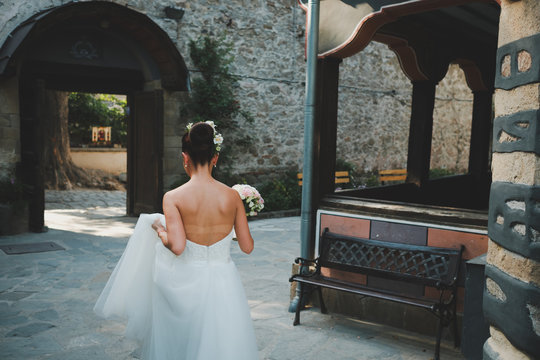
{"left": 128, "top": 90, "right": 164, "bottom": 215}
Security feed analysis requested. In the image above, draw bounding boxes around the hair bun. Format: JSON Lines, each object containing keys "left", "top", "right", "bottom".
{"left": 181, "top": 122, "right": 216, "bottom": 167}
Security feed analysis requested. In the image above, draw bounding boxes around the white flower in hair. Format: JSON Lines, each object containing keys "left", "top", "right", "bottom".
{"left": 186, "top": 121, "right": 223, "bottom": 153}
{"left": 214, "top": 133, "right": 223, "bottom": 145}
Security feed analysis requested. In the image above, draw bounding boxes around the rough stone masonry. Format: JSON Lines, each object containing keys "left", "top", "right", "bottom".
{"left": 0, "top": 0, "right": 473, "bottom": 187}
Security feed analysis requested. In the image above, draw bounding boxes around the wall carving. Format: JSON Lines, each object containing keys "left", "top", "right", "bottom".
{"left": 483, "top": 264, "right": 540, "bottom": 358}
{"left": 492, "top": 109, "right": 540, "bottom": 154}
{"left": 488, "top": 181, "right": 540, "bottom": 261}
{"left": 495, "top": 33, "right": 540, "bottom": 90}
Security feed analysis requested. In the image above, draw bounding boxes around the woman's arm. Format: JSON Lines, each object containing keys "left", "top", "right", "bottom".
{"left": 160, "top": 192, "right": 187, "bottom": 255}
{"left": 234, "top": 193, "right": 254, "bottom": 254}
{"left": 152, "top": 219, "right": 169, "bottom": 245}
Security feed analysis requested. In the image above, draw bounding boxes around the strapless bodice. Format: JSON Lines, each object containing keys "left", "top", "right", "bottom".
{"left": 182, "top": 232, "right": 233, "bottom": 263}
{"left": 155, "top": 230, "right": 234, "bottom": 264}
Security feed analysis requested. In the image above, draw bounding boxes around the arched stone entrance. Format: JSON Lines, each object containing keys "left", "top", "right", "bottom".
{"left": 0, "top": 1, "right": 189, "bottom": 230}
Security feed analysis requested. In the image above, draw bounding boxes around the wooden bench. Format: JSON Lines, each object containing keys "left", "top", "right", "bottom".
{"left": 297, "top": 171, "right": 349, "bottom": 186}
{"left": 379, "top": 168, "right": 407, "bottom": 183}
{"left": 289, "top": 229, "right": 464, "bottom": 360}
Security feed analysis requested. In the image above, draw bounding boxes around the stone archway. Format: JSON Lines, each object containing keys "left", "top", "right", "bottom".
{"left": 0, "top": 1, "right": 189, "bottom": 229}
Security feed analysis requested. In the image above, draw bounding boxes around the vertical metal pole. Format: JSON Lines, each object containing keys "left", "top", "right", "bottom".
{"left": 289, "top": 0, "right": 320, "bottom": 313}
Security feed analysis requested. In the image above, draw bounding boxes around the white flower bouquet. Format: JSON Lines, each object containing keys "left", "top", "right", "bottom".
{"left": 232, "top": 184, "right": 264, "bottom": 217}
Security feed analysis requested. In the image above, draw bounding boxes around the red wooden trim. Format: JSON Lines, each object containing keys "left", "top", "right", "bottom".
{"left": 372, "top": 33, "right": 428, "bottom": 81}
{"left": 299, "top": 0, "right": 500, "bottom": 59}
{"left": 454, "top": 58, "right": 489, "bottom": 91}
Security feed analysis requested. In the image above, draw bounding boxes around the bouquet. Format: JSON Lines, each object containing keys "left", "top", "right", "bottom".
{"left": 232, "top": 184, "right": 264, "bottom": 216}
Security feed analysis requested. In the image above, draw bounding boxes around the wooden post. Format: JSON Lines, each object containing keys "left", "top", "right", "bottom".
{"left": 406, "top": 80, "right": 436, "bottom": 187}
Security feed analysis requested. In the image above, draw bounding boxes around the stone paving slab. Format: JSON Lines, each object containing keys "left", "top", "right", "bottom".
{"left": 0, "top": 190, "right": 464, "bottom": 359}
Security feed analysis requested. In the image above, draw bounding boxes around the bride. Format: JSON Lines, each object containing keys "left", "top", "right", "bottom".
{"left": 94, "top": 122, "right": 259, "bottom": 360}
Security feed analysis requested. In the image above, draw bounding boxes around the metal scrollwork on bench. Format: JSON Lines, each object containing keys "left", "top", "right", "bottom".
{"left": 326, "top": 237, "right": 451, "bottom": 281}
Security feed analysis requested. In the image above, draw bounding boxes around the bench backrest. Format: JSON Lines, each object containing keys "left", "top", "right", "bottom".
{"left": 297, "top": 171, "right": 349, "bottom": 186}
{"left": 379, "top": 168, "right": 407, "bottom": 182}
{"left": 319, "top": 229, "right": 463, "bottom": 288}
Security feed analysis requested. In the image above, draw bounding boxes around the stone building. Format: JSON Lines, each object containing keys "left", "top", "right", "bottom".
{"left": 0, "top": 0, "right": 473, "bottom": 190}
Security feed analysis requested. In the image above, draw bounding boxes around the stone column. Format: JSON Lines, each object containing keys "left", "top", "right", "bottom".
{"left": 483, "top": 1, "right": 540, "bottom": 358}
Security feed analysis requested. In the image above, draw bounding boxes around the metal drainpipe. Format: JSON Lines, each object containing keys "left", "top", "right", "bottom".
{"left": 289, "top": 0, "right": 320, "bottom": 313}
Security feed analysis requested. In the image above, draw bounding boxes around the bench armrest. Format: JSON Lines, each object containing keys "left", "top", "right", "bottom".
{"left": 294, "top": 257, "right": 318, "bottom": 265}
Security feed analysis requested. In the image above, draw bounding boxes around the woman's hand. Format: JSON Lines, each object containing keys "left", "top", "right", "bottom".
{"left": 152, "top": 219, "right": 164, "bottom": 232}
{"left": 152, "top": 219, "right": 169, "bottom": 246}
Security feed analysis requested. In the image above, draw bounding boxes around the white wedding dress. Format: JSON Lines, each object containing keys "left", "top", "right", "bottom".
{"left": 94, "top": 214, "right": 259, "bottom": 360}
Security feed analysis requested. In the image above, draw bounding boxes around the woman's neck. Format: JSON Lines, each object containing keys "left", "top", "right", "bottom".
{"left": 189, "top": 164, "right": 214, "bottom": 181}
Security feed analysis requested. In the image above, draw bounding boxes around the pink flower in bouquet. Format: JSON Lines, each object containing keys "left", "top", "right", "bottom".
{"left": 232, "top": 184, "right": 264, "bottom": 216}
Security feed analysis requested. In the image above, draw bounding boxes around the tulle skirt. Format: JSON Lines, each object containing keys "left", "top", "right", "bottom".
{"left": 94, "top": 214, "right": 259, "bottom": 360}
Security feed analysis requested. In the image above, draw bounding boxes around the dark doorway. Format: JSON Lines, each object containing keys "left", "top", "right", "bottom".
{"left": 1, "top": 2, "right": 189, "bottom": 229}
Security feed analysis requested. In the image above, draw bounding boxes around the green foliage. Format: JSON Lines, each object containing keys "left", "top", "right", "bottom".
{"left": 185, "top": 36, "right": 253, "bottom": 130}
{"left": 335, "top": 158, "right": 356, "bottom": 173}
{"left": 364, "top": 174, "right": 380, "bottom": 187}
{"left": 429, "top": 168, "right": 456, "bottom": 179}
{"left": 68, "top": 93, "right": 128, "bottom": 147}
{"left": 258, "top": 172, "right": 302, "bottom": 212}
{"left": 184, "top": 35, "right": 253, "bottom": 179}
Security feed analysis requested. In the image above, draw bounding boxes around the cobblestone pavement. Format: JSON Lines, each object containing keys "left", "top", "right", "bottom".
{"left": 0, "top": 190, "right": 464, "bottom": 359}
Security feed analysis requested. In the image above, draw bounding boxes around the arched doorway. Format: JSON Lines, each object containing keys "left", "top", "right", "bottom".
{"left": 0, "top": 1, "right": 189, "bottom": 230}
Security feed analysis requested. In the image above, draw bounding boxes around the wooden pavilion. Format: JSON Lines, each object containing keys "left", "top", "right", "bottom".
{"left": 294, "top": 0, "right": 501, "bottom": 349}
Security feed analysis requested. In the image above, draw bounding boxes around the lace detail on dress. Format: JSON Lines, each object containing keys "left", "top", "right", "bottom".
{"left": 182, "top": 232, "right": 233, "bottom": 263}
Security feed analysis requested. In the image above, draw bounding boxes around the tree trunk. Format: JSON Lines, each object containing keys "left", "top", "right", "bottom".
{"left": 42, "top": 90, "right": 121, "bottom": 190}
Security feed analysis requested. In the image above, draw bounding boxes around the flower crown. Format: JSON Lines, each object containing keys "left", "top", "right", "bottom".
{"left": 186, "top": 121, "right": 223, "bottom": 152}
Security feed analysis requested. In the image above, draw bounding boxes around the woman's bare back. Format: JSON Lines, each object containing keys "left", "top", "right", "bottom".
{"left": 169, "top": 179, "right": 237, "bottom": 246}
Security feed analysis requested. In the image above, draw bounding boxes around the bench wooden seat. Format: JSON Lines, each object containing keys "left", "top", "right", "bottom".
{"left": 297, "top": 171, "right": 349, "bottom": 186}
{"left": 289, "top": 229, "right": 464, "bottom": 360}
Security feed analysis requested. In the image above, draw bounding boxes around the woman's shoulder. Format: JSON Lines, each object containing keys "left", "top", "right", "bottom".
{"left": 162, "top": 184, "right": 189, "bottom": 203}
{"left": 215, "top": 181, "right": 240, "bottom": 197}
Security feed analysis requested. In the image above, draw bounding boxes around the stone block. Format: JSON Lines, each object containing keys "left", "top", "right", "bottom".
{"left": 164, "top": 135, "right": 182, "bottom": 148}
{"left": 495, "top": 84, "right": 540, "bottom": 117}
{"left": 0, "top": 113, "right": 12, "bottom": 127}
{"left": 0, "top": 77, "right": 19, "bottom": 113}
{"left": 0, "top": 138, "right": 18, "bottom": 152}
{"left": 498, "top": 0, "right": 540, "bottom": 47}
{"left": 491, "top": 152, "right": 539, "bottom": 185}
{"left": 0, "top": 126, "right": 19, "bottom": 140}
{"left": 484, "top": 326, "right": 532, "bottom": 360}
{"left": 163, "top": 157, "right": 182, "bottom": 173}
{"left": 486, "top": 239, "right": 540, "bottom": 286}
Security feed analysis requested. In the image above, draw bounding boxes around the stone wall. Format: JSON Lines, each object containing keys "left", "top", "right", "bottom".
{"left": 70, "top": 148, "right": 127, "bottom": 175}
{"left": 0, "top": 0, "right": 474, "bottom": 185}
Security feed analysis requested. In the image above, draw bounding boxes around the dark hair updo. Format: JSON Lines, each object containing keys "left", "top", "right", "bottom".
{"left": 182, "top": 122, "right": 216, "bottom": 167}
